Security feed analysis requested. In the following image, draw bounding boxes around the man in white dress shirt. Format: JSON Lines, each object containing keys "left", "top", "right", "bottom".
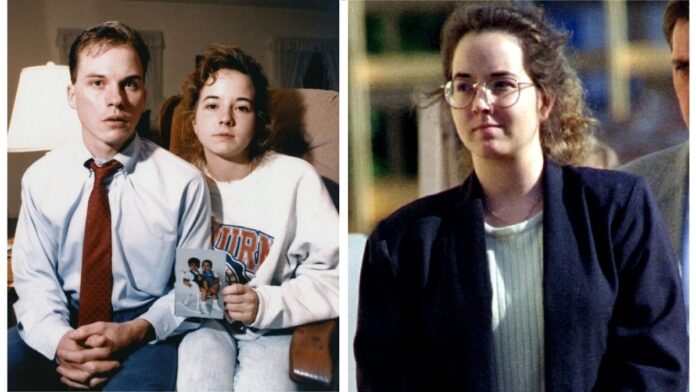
{"left": 8, "top": 21, "right": 211, "bottom": 391}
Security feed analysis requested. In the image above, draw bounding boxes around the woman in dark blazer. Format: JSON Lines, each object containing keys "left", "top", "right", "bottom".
{"left": 354, "top": 3, "right": 687, "bottom": 391}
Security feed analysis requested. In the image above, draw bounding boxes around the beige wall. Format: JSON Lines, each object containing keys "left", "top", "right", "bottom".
{"left": 8, "top": 0, "right": 338, "bottom": 218}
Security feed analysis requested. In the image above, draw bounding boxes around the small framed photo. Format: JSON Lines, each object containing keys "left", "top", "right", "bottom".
{"left": 174, "top": 248, "right": 227, "bottom": 319}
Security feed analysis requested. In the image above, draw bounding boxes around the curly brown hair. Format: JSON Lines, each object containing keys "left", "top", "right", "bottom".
{"left": 440, "top": 2, "right": 595, "bottom": 165}
{"left": 179, "top": 44, "right": 272, "bottom": 168}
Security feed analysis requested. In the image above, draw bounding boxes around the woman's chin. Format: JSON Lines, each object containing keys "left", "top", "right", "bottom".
{"left": 472, "top": 142, "right": 512, "bottom": 161}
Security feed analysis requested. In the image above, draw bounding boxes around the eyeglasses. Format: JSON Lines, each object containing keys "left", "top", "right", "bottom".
{"left": 443, "top": 78, "right": 535, "bottom": 109}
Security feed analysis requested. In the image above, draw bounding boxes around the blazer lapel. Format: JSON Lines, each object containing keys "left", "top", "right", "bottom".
{"left": 451, "top": 176, "right": 496, "bottom": 391}
{"left": 450, "top": 164, "right": 584, "bottom": 390}
{"left": 542, "top": 161, "right": 582, "bottom": 390}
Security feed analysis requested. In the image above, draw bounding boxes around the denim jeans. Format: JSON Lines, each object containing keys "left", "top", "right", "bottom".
{"left": 8, "top": 301, "right": 181, "bottom": 391}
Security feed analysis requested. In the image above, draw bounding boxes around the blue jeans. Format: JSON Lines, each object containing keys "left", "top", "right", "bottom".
{"left": 8, "top": 302, "right": 181, "bottom": 391}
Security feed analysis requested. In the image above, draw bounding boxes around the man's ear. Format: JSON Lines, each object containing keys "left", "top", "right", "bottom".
{"left": 538, "top": 92, "right": 556, "bottom": 122}
{"left": 67, "top": 84, "right": 76, "bottom": 109}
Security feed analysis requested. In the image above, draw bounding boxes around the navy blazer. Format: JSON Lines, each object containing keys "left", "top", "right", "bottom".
{"left": 354, "top": 160, "right": 687, "bottom": 391}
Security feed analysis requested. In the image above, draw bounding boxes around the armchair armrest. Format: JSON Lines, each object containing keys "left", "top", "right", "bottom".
{"left": 289, "top": 318, "right": 338, "bottom": 388}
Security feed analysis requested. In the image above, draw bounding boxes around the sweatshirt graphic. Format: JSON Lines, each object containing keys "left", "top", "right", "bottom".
{"left": 211, "top": 218, "right": 274, "bottom": 284}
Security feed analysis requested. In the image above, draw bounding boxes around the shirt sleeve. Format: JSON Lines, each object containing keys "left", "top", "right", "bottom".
{"left": 12, "top": 173, "right": 74, "bottom": 360}
{"left": 250, "top": 168, "right": 339, "bottom": 329}
{"left": 138, "top": 173, "right": 212, "bottom": 340}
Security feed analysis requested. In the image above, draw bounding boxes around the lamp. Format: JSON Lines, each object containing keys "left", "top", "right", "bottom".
{"left": 8, "top": 62, "right": 82, "bottom": 152}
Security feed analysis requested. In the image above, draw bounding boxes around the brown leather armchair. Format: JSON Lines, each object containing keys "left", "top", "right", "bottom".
{"left": 158, "top": 88, "right": 339, "bottom": 389}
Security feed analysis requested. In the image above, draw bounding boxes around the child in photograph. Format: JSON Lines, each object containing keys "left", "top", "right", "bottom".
{"left": 182, "top": 257, "right": 209, "bottom": 314}
{"left": 175, "top": 44, "right": 338, "bottom": 391}
{"left": 201, "top": 259, "right": 222, "bottom": 312}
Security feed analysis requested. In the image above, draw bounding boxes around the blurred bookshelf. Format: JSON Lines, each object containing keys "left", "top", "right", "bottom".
{"left": 349, "top": 0, "right": 686, "bottom": 234}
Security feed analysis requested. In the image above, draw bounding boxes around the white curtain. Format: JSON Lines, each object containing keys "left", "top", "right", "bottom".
{"left": 273, "top": 37, "right": 338, "bottom": 91}
{"left": 56, "top": 28, "right": 165, "bottom": 108}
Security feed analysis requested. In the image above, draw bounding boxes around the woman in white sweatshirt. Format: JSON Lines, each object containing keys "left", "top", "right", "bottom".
{"left": 175, "top": 44, "right": 339, "bottom": 391}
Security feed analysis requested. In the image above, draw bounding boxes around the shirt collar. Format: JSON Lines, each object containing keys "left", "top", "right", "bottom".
{"left": 75, "top": 134, "right": 142, "bottom": 173}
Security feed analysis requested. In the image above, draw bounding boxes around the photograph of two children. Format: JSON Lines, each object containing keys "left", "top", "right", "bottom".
{"left": 174, "top": 249, "right": 226, "bottom": 319}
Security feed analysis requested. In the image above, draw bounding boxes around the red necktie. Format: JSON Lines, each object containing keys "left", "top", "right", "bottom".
{"left": 78, "top": 159, "right": 122, "bottom": 326}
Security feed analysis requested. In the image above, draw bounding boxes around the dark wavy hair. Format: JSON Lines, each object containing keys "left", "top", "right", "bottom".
{"left": 440, "top": 2, "right": 595, "bottom": 165}
{"left": 179, "top": 44, "right": 272, "bottom": 168}
{"left": 69, "top": 21, "right": 150, "bottom": 83}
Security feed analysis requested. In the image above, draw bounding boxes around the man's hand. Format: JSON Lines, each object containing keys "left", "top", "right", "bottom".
{"left": 55, "top": 319, "right": 155, "bottom": 389}
{"left": 73, "top": 319, "right": 155, "bottom": 357}
{"left": 223, "top": 284, "right": 259, "bottom": 324}
{"left": 55, "top": 329, "right": 120, "bottom": 389}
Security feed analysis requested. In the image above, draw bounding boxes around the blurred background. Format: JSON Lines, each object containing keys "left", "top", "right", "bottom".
{"left": 348, "top": 0, "right": 688, "bottom": 235}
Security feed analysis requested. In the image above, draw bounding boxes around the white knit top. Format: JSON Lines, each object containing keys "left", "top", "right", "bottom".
{"left": 485, "top": 212, "right": 545, "bottom": 392}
